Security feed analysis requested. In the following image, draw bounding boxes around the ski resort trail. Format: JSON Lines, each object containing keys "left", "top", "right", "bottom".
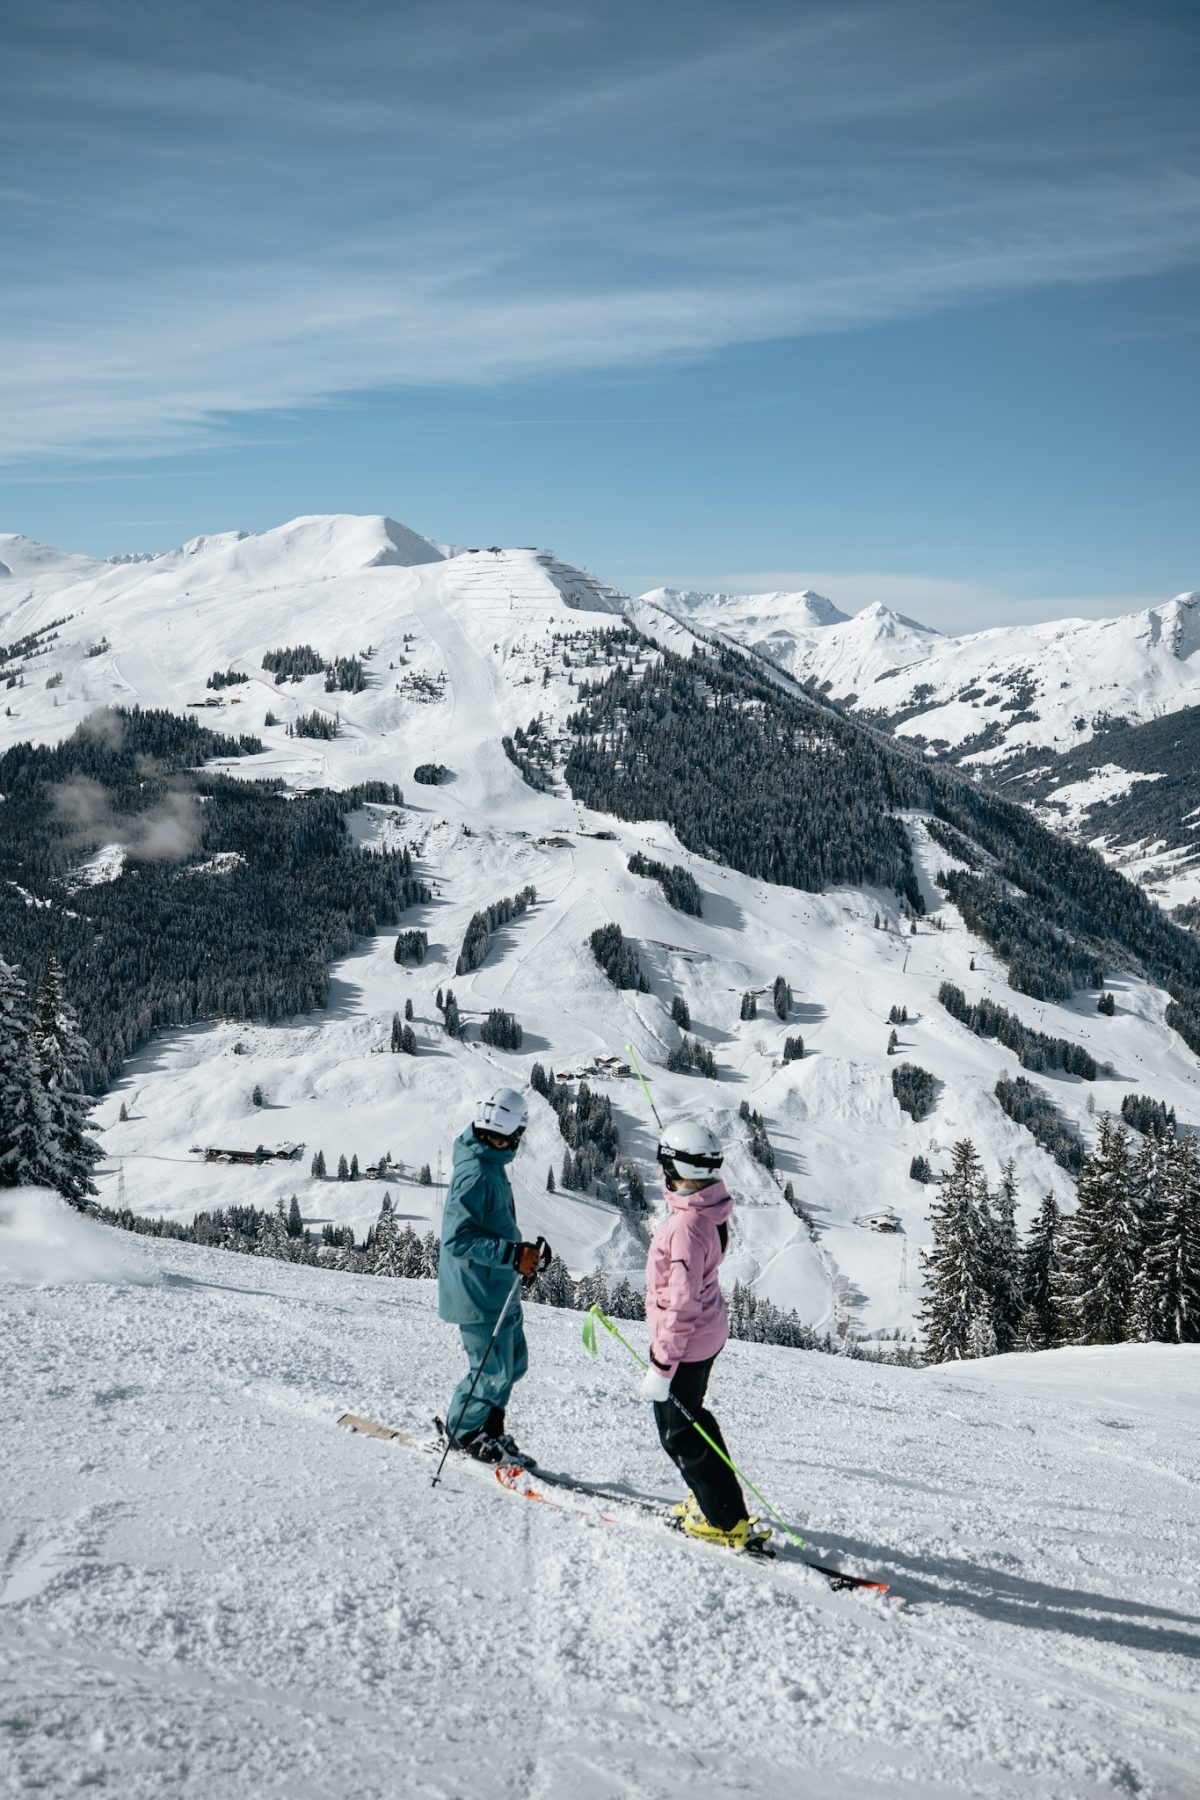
{"left": 3, "top": 1219, "right": 1198, "bottom": 1800}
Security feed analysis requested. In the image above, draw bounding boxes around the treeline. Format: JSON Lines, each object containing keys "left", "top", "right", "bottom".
{"left": 994, "top": 1075, "right": 1084, "bottom": 1171}
{"left": 590, "top": 922, "right": 649, "bottom": 991}
{"left": 938, "top": 982, "right": 1097, "bottom": 1079}
{"left": 892, "top": 1062, "right": 935, "bottom": 1122}
{"left": 457, "top": 886, "right": 537, "bottom": 975}
{"left": 207, "top": 668, "right": 249, "bottom": 690}
{"left": 501, "top": 719, "right": 555, "bottom": 791}
{"left": 261, "top": 645, "right": 365, "bottom": 691}
{"left": 530, "top": 1062, "right": 644, "bottom": 1211}
{"left": 939, "top": 869, "right": 1104, "bottom": 1001}
{"left": 564, "top": 644, "right": 925, "bottom": 908}
{"left": 0, "top": 709, "right": 419, "bottom": 1088}
{"left": 627, "top": 852, "right": 702, "bottom": 916}
{"left": 919, "top": 1122, "right": 1200, "bottom": 1359}
{"left": 95, "top": 1192, "right": 911, "bottom": 1359}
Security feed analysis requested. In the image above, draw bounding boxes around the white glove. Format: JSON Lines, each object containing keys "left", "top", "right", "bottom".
{"left": 640, "top": 1363, "right": 673, "bottom": 1402}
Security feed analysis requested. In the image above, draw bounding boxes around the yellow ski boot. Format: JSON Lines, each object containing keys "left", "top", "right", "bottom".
{"left": 681, "top": 1512, "right": 774, "bottom": 1554}
{"left": 670, "top": 1491, "right": 704, "bottom": 1524}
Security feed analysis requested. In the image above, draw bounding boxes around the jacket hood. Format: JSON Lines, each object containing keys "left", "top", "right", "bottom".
{"left": 453, "top": 1124, "right": 517, "bottom": 1169}
{"left": 663, "top": 1176, "right": 733, "bottom": 1225}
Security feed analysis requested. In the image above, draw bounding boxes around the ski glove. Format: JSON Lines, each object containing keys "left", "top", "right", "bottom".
{"left": 640, "top": 1357, "right": 673, "bottom": 1403}
{"left": 511, "top": 1237, "right": 552, "bottom": 1280}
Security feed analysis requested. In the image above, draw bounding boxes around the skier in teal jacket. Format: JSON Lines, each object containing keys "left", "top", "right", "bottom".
{"left": 438, "top": 1087, "right": 549, "bottom": 1467}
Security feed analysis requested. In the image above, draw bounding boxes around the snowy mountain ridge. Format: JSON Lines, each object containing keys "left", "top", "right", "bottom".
{"left": 647, "top": 582, "right": 1200, "bottom": 766}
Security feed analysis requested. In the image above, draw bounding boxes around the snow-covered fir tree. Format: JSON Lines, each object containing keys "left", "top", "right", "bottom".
{"left": 1127, "top": 1128, "right": 1171, "bottom": 1341}
{"left": 0, "top": 961, "right": 49, "bottom": 1190}
{"left": 32, "top": 960, "right": 102, "bottom": 1205}
{"left": 986, "top": 1157, "right": 1023, "bottom": 1353}
{"left": 921, "top": 1137, "right": 993, "bottom": 1360}
{"left": 1055, "top": 1114, "right": 1139, "bottom": 1345}
{"left": 1018, "top": 1190, "right": 1062, "bottom": 1350}
{"left": 918, "top": 1138, "right": 994, "bottom": 1362}
{"left": 1, "top": 958, "right": 101, "bottom": 1206}
{"left": 371, "top": 1193, "right": 400, "bottom": 1277}
{"left": 1140, "top": 1129, "right": 1200, "bottom": 1343}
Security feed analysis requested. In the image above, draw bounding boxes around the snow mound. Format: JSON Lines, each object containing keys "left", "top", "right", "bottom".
{"left": 924, "top": 1341, "right": 1200, "bottom": 1420}
{"left": 0, "top": 1186, "right": 154, "bottom": 1287}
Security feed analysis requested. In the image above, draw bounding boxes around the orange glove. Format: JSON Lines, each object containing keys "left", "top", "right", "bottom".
{"left": 511, "top": 1238, "right": 551, "bottom": 1279}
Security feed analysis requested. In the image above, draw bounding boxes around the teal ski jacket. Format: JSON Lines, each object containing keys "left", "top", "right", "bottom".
{"left": 437, "top": 1126, "right": 523, "bottom": 1325}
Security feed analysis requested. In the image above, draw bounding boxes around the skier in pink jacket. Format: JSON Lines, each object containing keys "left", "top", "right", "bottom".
{"left": 641, "top": 1117, "right": 770, "bottom": 1551}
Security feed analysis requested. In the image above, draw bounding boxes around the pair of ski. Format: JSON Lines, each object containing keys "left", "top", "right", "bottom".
{"left": 336, "top": 1412, "right": 890, "bottom": 1596}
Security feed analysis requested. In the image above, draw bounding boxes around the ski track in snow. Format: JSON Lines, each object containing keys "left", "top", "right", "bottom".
{"left": 2, "top": 1227, "right": 1199, "bottom": 1800}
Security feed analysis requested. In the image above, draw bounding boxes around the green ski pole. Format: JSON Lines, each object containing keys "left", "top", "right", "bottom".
{"left": 624, "top": 1042, "right": 662, "bottom": 1130}
{"left": 581, "top": 1303, "right": 807, "bottom": 1550}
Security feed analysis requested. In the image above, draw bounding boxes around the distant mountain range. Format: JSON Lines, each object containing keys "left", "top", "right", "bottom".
{"left": 643, "top": 582, "right": 1200, "bottom": 767}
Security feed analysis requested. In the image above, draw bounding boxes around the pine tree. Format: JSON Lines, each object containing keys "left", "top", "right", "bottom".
{"left": 311, "top": 1149, "right": 326, "bottom": 1179}
{"left": 286, "top": 1194, "right": 304, "bottom": 1238}
{"left": 30, "top": 960, "right": 102, "bottom": 1205}
{"left": 670, "top": 994, "right": 690, "bottom": 1030}
{"left": 419, "top": 1163, "right": 432, "bottom": 1186}
{"left": 337, "top": 1153, "right": 349, "bottom": 1181}
{"left": 252, "top": 1083, "right": 264, "bottom": 1106}
{"left": 561, "top": 1152, "right": 573, "bottom": 1190}
{"left": 372, "top": 1192, "right": 400, "bottom": 1276}
{"left": 350, "top": 1153, "right": 360, "bottom": 1180}
{"left": 546, "top": 1166, "right": 556, "bottom": 1193}
{"left": 886, "top": 1028, "right": 898, "bottom": 1055}
{"left": 772, "top": 975, "right": 791, "bottom": 1020}
{"left": 918, "top": 1139, "right": 993, "bottom": 1362}
{"left": 390, "top": 1012, "right": 402, "bottom": 1052}
{"left": 987, "top": 1158, "right": 1022, "bottom": 1353}
{"left": 1055, "top": 1114, "right": 1138, "bottom": 1345}
{"left": 1018, "top": 1191, "right": 1062, "bottom": 1350}
{"left": 1127, "top": 1129, "right": 1171, "bottom": 1340}
{"left": 119, "top": 1101, "right": 129, "bottom": 1122}
{"left": 1140, "top": 1130, "right": 1200, "bottom": 1343}
{"left": 0, "top": 961, "right": 50, "bottom": 1191}
{"left": 401, "top": 1024, "right": 417, "bottom": 1054}
{"left": 739, "top": 991, "right": 756, "bottom": 1021}
{"left": 405, "top": 997, "right": 414, "bottom": 1022}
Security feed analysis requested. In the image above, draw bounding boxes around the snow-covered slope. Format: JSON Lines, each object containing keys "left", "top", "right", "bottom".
{"left": 647, "top": 584, "right": 1200, "bottom": 767}
{"left": 2, "top": 1213, "right": 1197, "bottom": 1799}
{"left": 4, "top": 517, "right": 1200, "bottom": 1342}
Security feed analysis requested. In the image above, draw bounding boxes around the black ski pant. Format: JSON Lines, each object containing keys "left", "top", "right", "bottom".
{"left": 653, "top": 1354, "right": 747, "bottom": 1531}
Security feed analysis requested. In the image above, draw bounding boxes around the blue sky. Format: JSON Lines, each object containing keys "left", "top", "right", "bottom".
{"left": 1, "top": 0, "right": 1197, "bottom": 628}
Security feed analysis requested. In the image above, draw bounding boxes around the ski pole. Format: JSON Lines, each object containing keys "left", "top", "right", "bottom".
{"left": 581, "top": 1303, "right": 806, "bottom": 1549}
{"left": 432, "top": 1273, "right": 522, "bottom": 1488}
{"left": 625, "top": 1042, "right": 662, "bottom": 1130}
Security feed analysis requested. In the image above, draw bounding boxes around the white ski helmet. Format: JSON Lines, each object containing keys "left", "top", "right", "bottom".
{"left": 474, "top": 1086, "right": 529, "bottom": 1140}
{"left": 657, "top": 1116, "right": 723, "bottom": 1180}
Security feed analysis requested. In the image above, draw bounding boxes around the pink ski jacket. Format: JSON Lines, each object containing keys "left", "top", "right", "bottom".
{"left": 645, "top": 1179, "right": 734, "bottom": 1375}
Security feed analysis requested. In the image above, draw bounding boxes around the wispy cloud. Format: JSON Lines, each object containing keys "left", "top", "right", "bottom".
{"left": 2, "top": 1, "right": 1198, "bottom": 461}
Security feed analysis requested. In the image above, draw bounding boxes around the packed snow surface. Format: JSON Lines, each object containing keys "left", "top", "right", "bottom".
{"left": 1, "top": 1220, "right": 1198, "bottom": 1799}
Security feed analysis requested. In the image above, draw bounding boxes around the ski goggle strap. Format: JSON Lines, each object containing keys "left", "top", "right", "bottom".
{"left": 656, "top": 1145, "right": 722, "bottom": 1174}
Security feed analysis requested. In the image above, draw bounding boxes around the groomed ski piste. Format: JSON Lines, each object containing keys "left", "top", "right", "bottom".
{"left": 3, "top": 1193, "right": 1199, "bottom": 1799}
